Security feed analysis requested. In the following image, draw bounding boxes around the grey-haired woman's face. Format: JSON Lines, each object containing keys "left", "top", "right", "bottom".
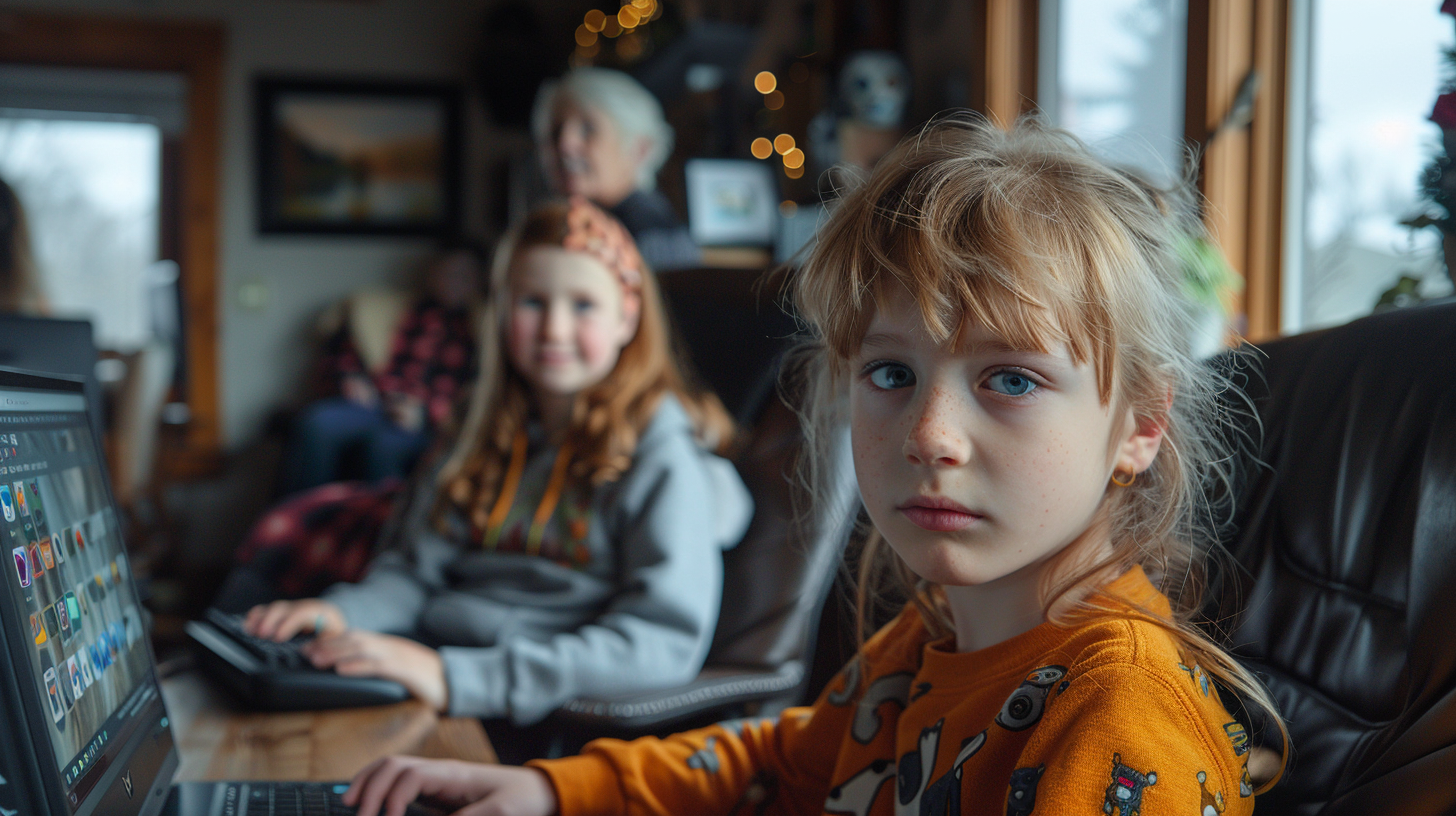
{"left": 541, "top": 99, "right": 644, "bottom": 208}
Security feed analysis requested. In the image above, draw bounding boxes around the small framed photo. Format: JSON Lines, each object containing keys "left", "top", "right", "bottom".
{"left": 684, "top": 159, "right": 778, "bottom": 246}
{"left": 255, "top": 77, "right": 462, "bottom": 235}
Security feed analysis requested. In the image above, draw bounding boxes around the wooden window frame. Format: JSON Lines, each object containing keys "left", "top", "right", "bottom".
{"left": 1185, "top": 0, "right": 1292, "bottom": 342}
{"left": 0, "top": 9, "right": 224, "bottom": 474}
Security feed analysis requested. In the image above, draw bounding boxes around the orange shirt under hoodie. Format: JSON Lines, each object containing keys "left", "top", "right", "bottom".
{"left": 530, "top": 566, "right": 1255, "bottom": 816}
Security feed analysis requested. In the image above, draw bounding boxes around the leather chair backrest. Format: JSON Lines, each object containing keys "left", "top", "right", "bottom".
{"left": 658, "top": 268, "right": 856, "bottom": 673}
{"left": 1218, "top": 301, "right": 1456, "bottom": 815}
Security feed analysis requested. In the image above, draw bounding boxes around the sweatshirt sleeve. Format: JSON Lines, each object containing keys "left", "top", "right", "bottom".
{"left": 438, "top": 425, "right": 754, "bottom": 723}
{"left": 527, "top": 608, "right": 928, "bottom": 816}
{"left": 1010, "top": 660, "right": 1253, "bottom": 816}
{"left": 321, "top": 479, "right": 455, "bottom": 634}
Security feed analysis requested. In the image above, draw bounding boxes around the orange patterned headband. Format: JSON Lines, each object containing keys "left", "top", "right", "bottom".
{"left": 561, "top": 197, "right": 645, "bottom": 295}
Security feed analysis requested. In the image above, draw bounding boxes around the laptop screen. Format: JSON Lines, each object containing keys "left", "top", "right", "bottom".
{"left": 0, "top": 377, "right": 171, "bottom": 815}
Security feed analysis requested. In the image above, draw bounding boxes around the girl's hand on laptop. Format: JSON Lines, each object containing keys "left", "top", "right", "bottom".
{"left": 303, "top": 631, "right": 449, "bottom": 712}
{"left": 344, "top": 757, "right": 558, "bottom": 816}
{"left": 243, "top": 599, "right": 346, "bottom": 641}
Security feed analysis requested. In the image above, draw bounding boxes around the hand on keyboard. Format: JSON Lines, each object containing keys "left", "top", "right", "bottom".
{"left": 205, "top": 610, "right": 314, "bottom": 670}
{"left": 245, "top": 598, "right": 347, "bottom": 641}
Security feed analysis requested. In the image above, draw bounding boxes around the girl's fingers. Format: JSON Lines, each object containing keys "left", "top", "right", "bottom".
{"left": 342, "top": 757, "right": 390, "bottom": 807}
{"left": 382, "top": 767, "right": 428, "bottom": 816}
{"left": 350, "top": 759, "right": 408, "bottom": 816}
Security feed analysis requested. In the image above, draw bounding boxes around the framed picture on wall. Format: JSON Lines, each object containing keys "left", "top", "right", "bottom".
{"left": 683, "top": 159, "right": 778, "bottom": 246}
{"left": 255, "top": 77, "right": 462, "bottom": 235}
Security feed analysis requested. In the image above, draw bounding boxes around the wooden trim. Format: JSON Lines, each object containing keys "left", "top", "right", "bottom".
{"left": 969, "top": 0, "right": 1039, "bottom": 125}
{"left": 1185, "top": 0, "right": 1290, "bottom": 342}
{"left": 0, "top": 9, "right": 225, "bottom": 468}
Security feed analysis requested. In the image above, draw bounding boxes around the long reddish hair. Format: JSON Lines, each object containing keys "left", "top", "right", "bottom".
{"left": 435, "top": 201, "right": 733, "bottom": 530}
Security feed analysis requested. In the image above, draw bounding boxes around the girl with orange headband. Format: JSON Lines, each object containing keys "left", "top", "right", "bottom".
{"left": 245, "top": 199, "right": 750, "bottom": 737}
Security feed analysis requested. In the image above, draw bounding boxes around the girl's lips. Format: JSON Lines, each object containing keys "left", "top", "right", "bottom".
{"left": 898, "top": 498, "right": 984, "bottom": 532}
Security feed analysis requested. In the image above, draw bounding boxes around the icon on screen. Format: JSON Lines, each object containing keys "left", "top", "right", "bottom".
{"left": 0, "top": 484, "right": 13, "bottom": 522}
{"left": 74, "top": 524, "right": 86, "bottom": 552}
{"left": 38, "top": 535, "right": 54, "bottom": 570}
{"left": 12, "top": 546, "right": 29, "bottom": 587}
{"left": 51, "top": 532, "right": 64, "bottom": 564}
{"left": 44, "top": 604, "right": 60, "bottom": 642}
{"left": 55, "top": 600, "right": 72, "bottom": 641}
{"left": 67, "top": 656, "right": 83, "bottom": 700}
{"left": 27, "top": 542, "right": 43, "bottom": 577}
{"left": 12, "top": 482, "right": 28, "bottom": 516}
{"left": 43, "top": 667, "right": 66, "bottom": 726}
{"left": 31, "top": 612, "right": 47, "bottom": 645}
{"left": 62, "top": 526, "right": 75, "bottom": 558}
{"left": 64, "top": 591, "right": 81, "bottom": 631}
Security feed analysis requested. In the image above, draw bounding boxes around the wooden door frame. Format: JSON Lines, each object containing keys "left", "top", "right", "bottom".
{"left": 0, "top": 9, "right": 225, "bottom": 473}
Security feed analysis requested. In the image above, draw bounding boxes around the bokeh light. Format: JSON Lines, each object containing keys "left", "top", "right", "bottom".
{"left": 764, "top": 90, "right": 784, "bottom": 110}
{"left": 618, "top": 6, "right": 641, "bottom": 27}
{"left": 754, "top": 71, "right": 777, "bottom": 94}
{"left": 783, "top": 147, "right": 805, "bottom": 169}
{"left": 773, "top": 134, "right": 795, "bottom": 155}
{"left": 784, "top": 165, "right": 804, "bottom": 179}
{"left": 575, "top": 25, "right": 598, "bottom": 47}
{"left": 602, "top": 16, "right": 623, "bottom": 37}
{"left": 616, "top": 32, "right": 644, "bottom": 59}
{"left": 750, "top": 138, "right": 773, "bottom": 160}
{"left": 584, "top": 9, "right": 606, "bottom": 31}
{"left": 780, "top": 200, "right": 799, "bottom": 217}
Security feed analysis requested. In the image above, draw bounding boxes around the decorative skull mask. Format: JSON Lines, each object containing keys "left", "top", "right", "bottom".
{"left": 839, "top": 50, "right": 910, "bottom": 129}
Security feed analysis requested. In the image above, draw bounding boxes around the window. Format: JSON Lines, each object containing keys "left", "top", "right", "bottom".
{"left": 1041, "top": 0, "right": 1190, "bottom": 186}
{"left": 1283, "top": 0, "right": 1454, "bottom": 332}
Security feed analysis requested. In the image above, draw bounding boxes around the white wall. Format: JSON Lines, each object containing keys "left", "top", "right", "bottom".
{"left": 5, "top": 0, "right": 493, "bottom": 448}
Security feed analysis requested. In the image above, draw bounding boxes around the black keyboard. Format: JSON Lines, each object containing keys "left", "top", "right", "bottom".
{"left": 205, "top": 610, "right": 312, "bottom": 669}
{"left": 186, "top": 611, "right": 411, "bottom": 711}
{"left": 237, "top": 782, "right": 354, "bottom": 816}
{"left": 213, "top": 782, "right": 444, "bottom": 816}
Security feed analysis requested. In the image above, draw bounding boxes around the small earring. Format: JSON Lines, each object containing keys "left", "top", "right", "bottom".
{"left": 1111, "top": 470, "right": 1136, "bottom": 487}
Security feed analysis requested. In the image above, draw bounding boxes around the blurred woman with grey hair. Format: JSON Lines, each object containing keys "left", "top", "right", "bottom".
{"left": 531, "top": 67, "right": 700, "bottom": 271}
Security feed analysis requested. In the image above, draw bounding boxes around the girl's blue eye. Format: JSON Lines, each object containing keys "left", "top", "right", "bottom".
{"left": 986, "top": 371, "right": 1037, "bottom": 397}
{"left": 573, "top": 298, "right": 596, "bottom": 313}
{"left": 519, "top": 295, "right": 545, "bottom": 310}
{"left": 868, "top": 363, "right": 915, "bottom": 390}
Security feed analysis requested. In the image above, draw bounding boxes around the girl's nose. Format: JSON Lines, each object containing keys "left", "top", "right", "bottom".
{"left": 903, "top": 387, "right": 971, "bottom": 468}
{"left": 542, "top": 303, "right": 573, "bottom": 340}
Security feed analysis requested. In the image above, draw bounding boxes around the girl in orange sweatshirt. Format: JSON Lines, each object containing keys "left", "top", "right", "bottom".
{"left": 342, "top": 114, "right": 1288, "bottom": 816}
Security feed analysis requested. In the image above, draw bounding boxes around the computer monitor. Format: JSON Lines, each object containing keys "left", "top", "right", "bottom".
{"left": 0, "top": 367, "right": 176, "bottom": 816}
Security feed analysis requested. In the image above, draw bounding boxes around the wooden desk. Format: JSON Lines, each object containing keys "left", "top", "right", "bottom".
{"left": 161, "top": 673, "right": 496, "bottom": 781}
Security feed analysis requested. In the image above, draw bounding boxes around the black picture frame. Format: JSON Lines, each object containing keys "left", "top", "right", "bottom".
{"left": 255, "top": 77, "right": 462, "bottom": 236}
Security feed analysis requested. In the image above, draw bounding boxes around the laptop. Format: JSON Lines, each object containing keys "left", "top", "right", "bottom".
{"left": 0, "top": 368, "right": 436, "bottom": 816}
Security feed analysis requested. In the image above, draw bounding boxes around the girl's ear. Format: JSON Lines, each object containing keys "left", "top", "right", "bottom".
{"left": 1114, "top": 391, "right": 1171, "bottom": 476}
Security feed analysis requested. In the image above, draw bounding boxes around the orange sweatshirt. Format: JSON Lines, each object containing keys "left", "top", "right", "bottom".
{"left": 531, "top": 566, "right": 1256, "bottom": 816}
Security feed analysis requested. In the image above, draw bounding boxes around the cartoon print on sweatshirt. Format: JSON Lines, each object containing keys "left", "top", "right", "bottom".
{"left": 911, "top": 681, "right": 933, "bottom": 702}
{"left": 1005, "top": 765, "right": 1044, "bottom": 816}
{"left": 1196, "top": 771, "right": 1226, "bottom": 816}
{"left": 850, "top": 672, "right": 915, "bottom": 743}
{"left": 1103, "top": 753, "right": 1157, "bottom": 816}
{"left": 1222, "top": 721, "right": 1249, "bottom": 756}
{"left": 828, "top": 659, "right": 862, "bottom": 706}
{"left": 995, "top": 665, "right": 1067, "bottom": 731}
{"left": 1177, "top": 660, "right": 1211, "bottom": 697}
{"left": 895, "top": 720, "right": 987, "bottom": 816}
{"left": 825, "top": 758, "right": 895, "bottom": 816}
{"left": 1239, "top": 766, "right": 1253, "bottom": 798}
{"left": 687, "top": 737, "right": 720, "bottom": 773}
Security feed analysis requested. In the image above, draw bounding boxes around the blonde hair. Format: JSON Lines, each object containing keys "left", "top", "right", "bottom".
{"left": 435, "top": 200, "right": 733, "bottom": 527}
{"left": 791, "top": 113, "right": 1287, "bottom": 789}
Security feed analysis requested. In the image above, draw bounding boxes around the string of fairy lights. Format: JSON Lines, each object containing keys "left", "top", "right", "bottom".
{"left": 574, "top": 0, "right": 662, "bottom": 63}
{"left": 572, "top": 4, "right": 808, "bottom": 195}
{"left": 750, "top": 71, "right": 806, "bottom": 180}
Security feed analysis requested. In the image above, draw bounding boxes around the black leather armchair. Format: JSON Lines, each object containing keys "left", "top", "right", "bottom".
{"left": 1214, "top": 300, "right": 1456, "bottom": 814}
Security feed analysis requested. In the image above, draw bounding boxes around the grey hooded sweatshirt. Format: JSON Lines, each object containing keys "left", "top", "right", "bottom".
{"left": 323, "top": 395, "right": 753, "bottom": 724}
